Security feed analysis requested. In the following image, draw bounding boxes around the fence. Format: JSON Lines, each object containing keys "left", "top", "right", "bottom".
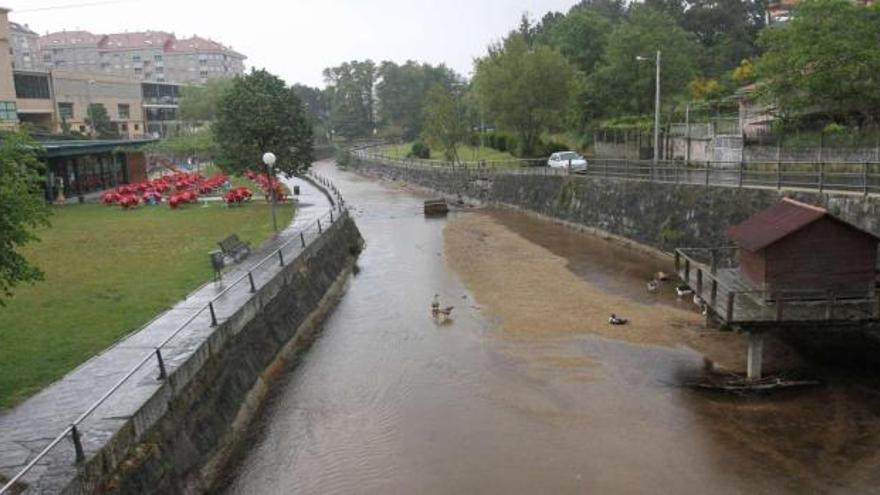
{"left": 355, "top": 150, "right": 880, "bottom": 196}
{"left": 0, "top": 175, "right": 347, "bottom": 495}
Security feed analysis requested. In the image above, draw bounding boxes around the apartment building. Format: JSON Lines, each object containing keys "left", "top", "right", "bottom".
{"left": 9, "top": 21, "right": 41, "bottom": 71}
{"left": 38, "top": 30, "right": 245, "bottom": 84}
{"left": 0, "top": 8, "right": 19, "bottom": 130}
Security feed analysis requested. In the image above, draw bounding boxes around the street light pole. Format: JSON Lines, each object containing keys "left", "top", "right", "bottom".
{"left": 636, "top": 51, "right": 662, "bottom": 168}
{"left": 262, "top": 151, "right": 278, "bottom": 233}
{"left": 653, "top": 50, "right": 661, "bottom": 166}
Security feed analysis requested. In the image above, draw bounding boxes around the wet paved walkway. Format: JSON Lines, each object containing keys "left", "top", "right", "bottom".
{"left": 0, "top": 172, "right": 332, "bottom": 493}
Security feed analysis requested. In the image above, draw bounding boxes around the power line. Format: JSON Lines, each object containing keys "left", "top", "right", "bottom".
{"left": 16, "top": 0, "right": 140, "bottom": 13}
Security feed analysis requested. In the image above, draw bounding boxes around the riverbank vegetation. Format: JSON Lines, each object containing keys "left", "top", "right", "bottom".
{"left": 298, "top": 0, "right": 880, "bottom": 159}
{"left": 0, "top": 201, "right": 293, "bottom": 408}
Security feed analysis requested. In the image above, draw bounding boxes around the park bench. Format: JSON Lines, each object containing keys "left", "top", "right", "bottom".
{"left": 218, "top": 234, "right": 251, "bottom": 263}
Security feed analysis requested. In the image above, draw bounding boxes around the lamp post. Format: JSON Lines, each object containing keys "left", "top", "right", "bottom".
{"left": 262, "top": 151, "right": 278, "bottom": 232}
{"left": 636, "top": 51, "right": 661, "bottom": 166}
{"left": 86, "top": 79, "right": 96, "bottom": 137}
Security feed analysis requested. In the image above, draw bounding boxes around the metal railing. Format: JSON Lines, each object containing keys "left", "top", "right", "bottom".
{"left": 355, "top": 150, "right": 880, "bottom": 196}
{"left": 0, "top": 178, "right": 348, "bottom": 495}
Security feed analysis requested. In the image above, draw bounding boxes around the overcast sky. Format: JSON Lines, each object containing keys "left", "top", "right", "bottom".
{"left": 4, "top": 0, "right": 580, "bottom": 87}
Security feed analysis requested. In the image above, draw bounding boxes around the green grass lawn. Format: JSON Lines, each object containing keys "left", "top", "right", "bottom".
{"left": 377, "top": 142, "right": 516, "bottom": 162}
{"left": 0, "top": 200, "right": 293, "bottom": 408}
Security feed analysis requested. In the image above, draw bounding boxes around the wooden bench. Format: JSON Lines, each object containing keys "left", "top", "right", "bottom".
{"left": 218, "top": 234, "right": 251, "bottom": 263}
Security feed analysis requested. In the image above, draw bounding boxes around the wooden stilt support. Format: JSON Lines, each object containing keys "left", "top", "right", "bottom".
{"left": 747, "top": 332, "right": 765, "bottom": 381}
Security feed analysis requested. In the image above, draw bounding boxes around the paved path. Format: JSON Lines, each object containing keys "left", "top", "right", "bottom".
{"left": 0, "top": 172, "right": 332, "bottom": 493}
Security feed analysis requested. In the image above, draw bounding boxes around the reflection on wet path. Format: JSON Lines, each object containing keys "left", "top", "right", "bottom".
{"left": 222, "top": 163, "right": 880, "bottom": 494}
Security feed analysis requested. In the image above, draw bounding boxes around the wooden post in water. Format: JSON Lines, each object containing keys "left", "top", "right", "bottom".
{"left": 675, "top": 250, "right": 681, "bottom": 274}
{"left": 710, "top": 280, "right": 718, "bottom": 308}
{"left": 710, "top": 249, "right": 718, "bottom": 275}
{"left": 684, "top": 259, "right": 691, "bottom": 285}
{"left": 747, "top": 332, "right": 765, "bottom": 381}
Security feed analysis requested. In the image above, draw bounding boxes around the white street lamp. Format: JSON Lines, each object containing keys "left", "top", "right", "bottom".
{"left": 262, "top": 151, "right": 278, "bottom": 232}
{"left": 636, "top": 51, "right": 661, "bottom": 167}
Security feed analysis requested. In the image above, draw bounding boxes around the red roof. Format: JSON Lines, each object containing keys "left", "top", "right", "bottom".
{"left": 726, "top": 198, "right": 830, "bottom": 251}
{"left": 98, "top": 31, "right": 174, "bottom": 50}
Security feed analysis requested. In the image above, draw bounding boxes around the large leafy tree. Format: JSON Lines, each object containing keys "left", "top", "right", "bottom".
{"left": 547, "top": 7, "right": 613, "bottom": 75}
{"left": 473, "top": 34, "right": 578, "bottom": 156}
{"left": 756, "top": 0, "right": 880, "bottom": 124}
{"left": 323, "top": 60, "right": 377, "bottom": 139}
{"left": 179, "top": 79, "right": 233, "bottom": 123}
{"left": 376, "top": 61, "right": 459, "bottom": 141}
{"left": 213, "top": 69, "right": 313, "bottom": 176}
{"left": 588, "top": 5, "right": 702, "bottom": 118}
{"left": 291, "top": 83, "right": 332, "bottom": 141}
{"left": 681, "top": 0, "right": 767, "bottom": 76}
{"left": 422, "top": 84, "right": 468, "bottom": 162}
{"left": 0, "top": 131, "right": 50, "bottom": 303}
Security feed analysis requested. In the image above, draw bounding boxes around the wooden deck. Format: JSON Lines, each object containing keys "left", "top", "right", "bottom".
{"left": 675, "top": 248, "right": 880, "bottom": 328}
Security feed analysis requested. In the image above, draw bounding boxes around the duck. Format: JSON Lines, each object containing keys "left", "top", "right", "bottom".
{"left": 608, "top": 313, "right": 628, "bottom": 326}
{"left": 655, "top": 271, "right": 670, "bottom": 282}
{"left": 676, "top": 285, "right": 694, "bottom": 297}
{"left": 646, "top": 279, "right": 660, "bottom": 292}
{"left": 693, "top": 294, "right": 705, "bottom": 307}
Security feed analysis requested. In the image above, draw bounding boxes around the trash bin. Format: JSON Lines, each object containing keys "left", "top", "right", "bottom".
{"left": 293, "top": 185, "right": 300, "bottom": 195}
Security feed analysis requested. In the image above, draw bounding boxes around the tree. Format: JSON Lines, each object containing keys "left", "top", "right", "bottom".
{"left": 588, "top": 5, "right": 702, "bottom": 118}
{"left": 375, "top": 61, "right": 459, "bottom": 141}
{"left": 0, "top": 131, "right": 51, "bottom": 304}
{"left": 213, "top": 69, "right": 313, "bottom": 176}
{"left": 178, "top": 79, "right": 233, "bottom": 123}
{"left": 755, "top": 0, "right": 880, "bottom": 124}
{"left": 422, "top": 84, "right": 468, "bottom": 162}
{"left": 680, "top": 0, "right": 767, "bottom": 76}
{"left": 85, "top": 103, "right": 118, "bottom": 138}
{"left": 473, "top": 34, "right": 578, "bottom": 156}
{"left": 292, "top": 83, "right": 331, "bottom": 141}
{"left": 323, "top": 60, "right": 377, "bottom": 139}
{"left": 547, "top": 7, "right": 612, "bottom": 75}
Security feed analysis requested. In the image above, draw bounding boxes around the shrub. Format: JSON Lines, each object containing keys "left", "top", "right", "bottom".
{"left": 409, "top": 141, "right": 431, "bottom": 159}
{"left": 335, "top": 145, "right": 352, "bottom": 167}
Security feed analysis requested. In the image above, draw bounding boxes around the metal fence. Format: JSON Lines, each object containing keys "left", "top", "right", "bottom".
{"left": 0, "top": 175, "right": 347, "bottom": 495}
{"left": 355, "top": 150, "right": 880, "bottom": 196}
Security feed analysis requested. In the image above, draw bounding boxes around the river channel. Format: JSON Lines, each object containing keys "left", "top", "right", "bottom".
{"left": 221, "top": 162, "right": 880, "bottom": 494}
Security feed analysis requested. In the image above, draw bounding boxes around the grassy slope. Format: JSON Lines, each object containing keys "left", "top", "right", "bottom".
{"left": 0, "top": 200, "right": 293, "bottom": 408}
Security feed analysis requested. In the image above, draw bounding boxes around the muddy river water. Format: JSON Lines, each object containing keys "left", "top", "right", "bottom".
{"left": 221, "top": 162, "right": 880, "bottom": 494}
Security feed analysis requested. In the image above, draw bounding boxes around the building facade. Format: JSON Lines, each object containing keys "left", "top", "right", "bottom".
{"left": 37, "top": 30, "right": 245, "bottom": 84}
{"left": 9, "top": 22, "right": 41, "bottom": 71}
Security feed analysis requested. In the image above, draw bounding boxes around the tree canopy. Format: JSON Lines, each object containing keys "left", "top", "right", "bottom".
{"left": 376, "top": 61, "right": 459, "bottom": 141}
{"left": 178, "top": 79, "right": 233, "bottom": 123}
{"left": 756, "top": 0, "right": 880, "bottom": 124}
{"left": 323, "top": 60, "right": 377, "bottom": 139}
{"left": 86, "top": 103, "right": 118, "bottom": 139}
{"left": 213, "top": 69, "right": 313, "bottom": 176}
{"left": 473, "top": 34, "right": 578, "bottom": 156}
{"left": 588, "top": 5, "right": 702, "bottom": 118}
{"left": 0, "top": 131, "right": 50, "bottom": 304}
{"left": 422, "top": 84, "right": 468, "bottom": 162}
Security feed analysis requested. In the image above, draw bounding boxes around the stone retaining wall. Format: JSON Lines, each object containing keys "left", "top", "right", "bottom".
{"left": 354, "top": 157, "right": 880, "bottom": 254}
{"left": 69, "top": 216, "right": 363, "bottom": 494}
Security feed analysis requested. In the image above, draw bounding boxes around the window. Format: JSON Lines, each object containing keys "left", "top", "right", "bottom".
{"left": 132, "top": 54, "right": 141, "bottom": 62}
{"left": 43, "top": 53, "right": 52, "bottom": 62}
{"left": 117, "top": 103, "right": 130, "bottom": 119}
{"left": 79, "top": 125, "right": 86, "bottom": 132}
{"left": 58, "top": 102, "right": 74, "bottom": 120}
{"left": 13, "top": 74, "right": 50, "bottom": 99}
{"left": 134, "top": 67, "right": 143, "bottom": 75}
{"left": 120, "top": 123, "right": 128, "bottom": 131}
{"left": 154, "top": 53, "right": 162, "bottom": 61}
{"left": 134, "top": 124, "right": 139, "bottom": 131}
{"left": 156, "top": 66, "right": 163, "bottom": 74}
{"left": 0, "top": 102, "right": 17, "bottom": 121}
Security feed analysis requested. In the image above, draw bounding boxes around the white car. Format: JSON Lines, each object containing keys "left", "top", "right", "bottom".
{"left": 548, "top": 151, "right": 588, "bottom": 172}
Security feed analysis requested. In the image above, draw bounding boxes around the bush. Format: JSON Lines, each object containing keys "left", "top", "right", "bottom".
{"left": 409, "top": 141, "right": 431, "bottom": 159}
{"left": 335, "top": 145, "right": 352, "bottom": 167}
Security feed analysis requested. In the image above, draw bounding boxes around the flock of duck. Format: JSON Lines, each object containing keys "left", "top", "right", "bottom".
{"left": 646, "top": 271, "right": 707, "bottom": 314}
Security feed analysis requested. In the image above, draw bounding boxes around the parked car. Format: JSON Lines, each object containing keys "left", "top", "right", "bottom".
{"left": 548, "top": 152, "right": 588, "bottom": 172}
